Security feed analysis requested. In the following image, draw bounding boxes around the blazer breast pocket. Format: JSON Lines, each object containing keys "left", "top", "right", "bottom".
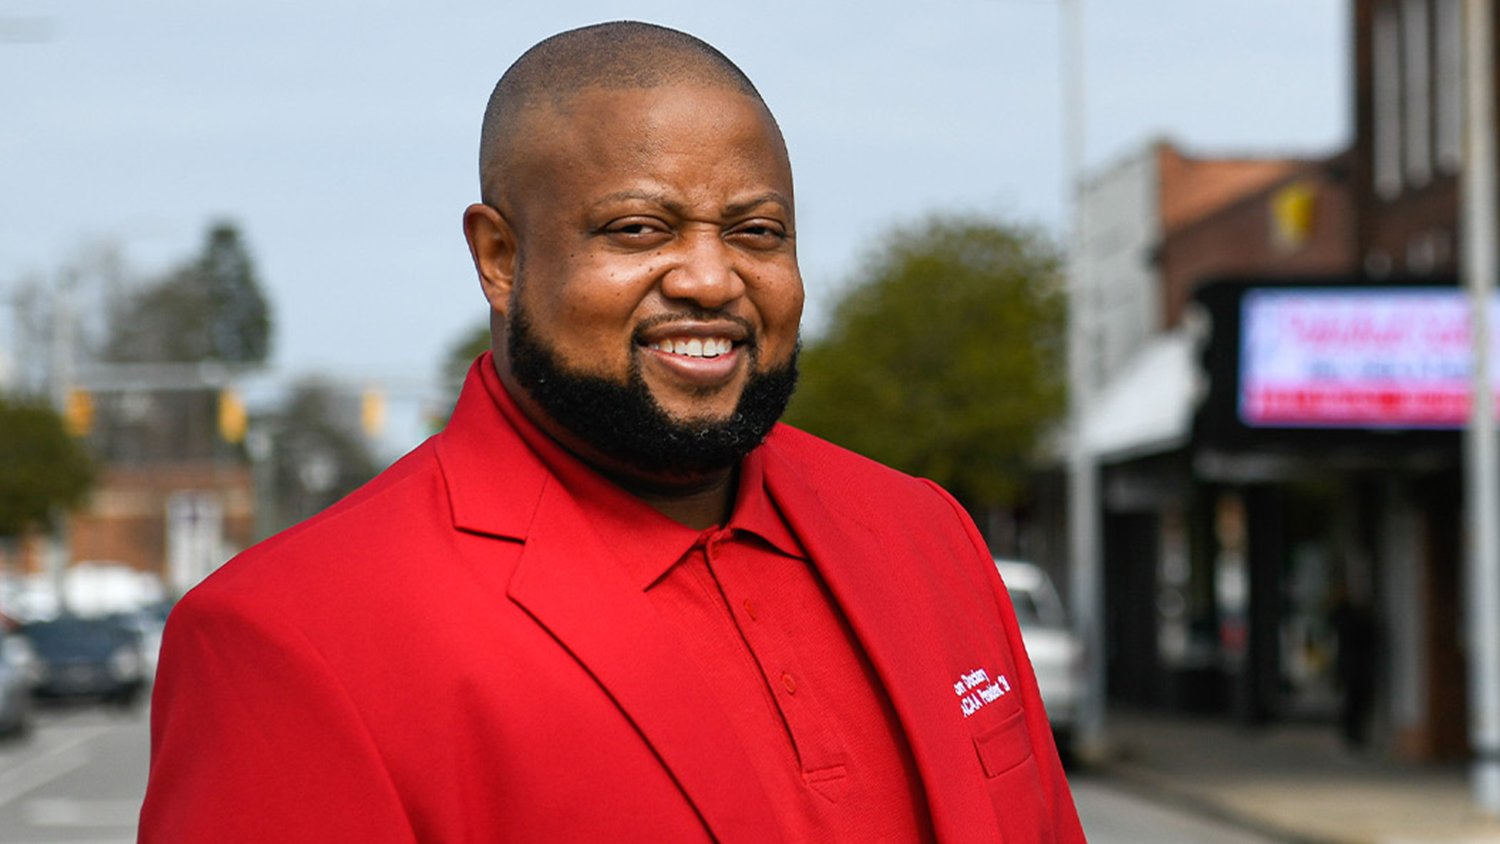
{"left": 972, "top": 705, "right": 1034, "bottom": 778}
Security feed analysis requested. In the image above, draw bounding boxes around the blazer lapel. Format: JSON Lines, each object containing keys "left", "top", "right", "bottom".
{"left": 762, "top": 447, "right": 999, "bottom": 843}
{"left": 506, "top": 477, "right": 785, "bottom": 844}
{"left": 438, "top": 359, "right": 782, "bottom": 843}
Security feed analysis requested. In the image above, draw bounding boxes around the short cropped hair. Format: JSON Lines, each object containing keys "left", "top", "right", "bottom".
{"left": 478, "top": 21, "right": 771, "bottom": 205}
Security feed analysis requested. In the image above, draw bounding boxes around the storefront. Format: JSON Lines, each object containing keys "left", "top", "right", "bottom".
{"left": 1089, "top": 276, "right": 1471, "bottom": 760}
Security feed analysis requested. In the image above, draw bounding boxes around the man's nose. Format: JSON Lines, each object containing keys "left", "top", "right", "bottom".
{"left": 660, "top": 232, "right": 746, "bottom": 310}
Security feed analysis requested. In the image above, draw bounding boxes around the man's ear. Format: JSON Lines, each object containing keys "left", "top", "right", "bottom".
{"left": 463, "top": 203, "right": 518, "bottom": 316}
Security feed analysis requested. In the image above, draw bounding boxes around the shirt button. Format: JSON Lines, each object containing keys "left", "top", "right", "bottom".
{"left": 781, "top": 672, "right": 797, "bottom": 695}
{"left": 743, "top": 599, "right": 758, "bottom": 621}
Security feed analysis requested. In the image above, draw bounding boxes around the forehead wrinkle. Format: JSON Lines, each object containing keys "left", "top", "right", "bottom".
{"left": 590, "top": 189, "right": 792, "bottom": 218}
{"left": 486, "top": 83, "right": 747, "bottom": 208}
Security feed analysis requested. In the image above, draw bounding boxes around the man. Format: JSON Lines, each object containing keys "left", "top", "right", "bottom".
{"left": 140, "top": 22, "right": 1085, "bottom": 843}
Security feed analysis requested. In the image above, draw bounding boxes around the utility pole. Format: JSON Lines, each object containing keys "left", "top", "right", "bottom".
{"left": 1463, "top": 0, "right": 1500, "bottom": 817}
{"left": 47, "top": 268, "right": 78, "bottom": 611}
{"left": 0, "top": 284, "right": 19, "bottom": 391}
{"left": 1061, "top": 0, "right": 1106, "bottom": 761}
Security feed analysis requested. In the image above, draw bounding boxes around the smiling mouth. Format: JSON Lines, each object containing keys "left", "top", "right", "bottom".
{"left": 645, "top": 337, "right": 736, "bottom": 359}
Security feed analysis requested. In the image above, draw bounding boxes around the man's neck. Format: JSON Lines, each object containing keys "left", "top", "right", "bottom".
{"left": 607, "top": 466, "right": 738, "bottom": 531}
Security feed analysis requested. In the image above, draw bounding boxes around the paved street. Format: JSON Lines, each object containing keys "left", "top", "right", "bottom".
{"left": 0, "top": 702, "right": 1299, "bottom": 844}
{"left": 1072, "top": 775, "right": 1287, "bottom": 844}
{"left": 0, "top": 704, "right": 147, "bottom": 844}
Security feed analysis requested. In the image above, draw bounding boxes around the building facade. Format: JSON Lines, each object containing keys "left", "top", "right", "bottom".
{"left": 1068, "top": 0, "right": 1491, "bottom": 762}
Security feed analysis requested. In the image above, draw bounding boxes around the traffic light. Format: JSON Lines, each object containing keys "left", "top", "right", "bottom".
{"left": 64, "top": 388, "right": 93, "bottom": 437}
{"left": 218, "top": 388, "right": 247, "bottom": 444}
{"left": 361, "top": 386, "right": 386, "bottom": 438}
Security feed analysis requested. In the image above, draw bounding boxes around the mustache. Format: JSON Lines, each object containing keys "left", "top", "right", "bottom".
{"left": 631, "top": 310, "right": 756, "bottom": 345}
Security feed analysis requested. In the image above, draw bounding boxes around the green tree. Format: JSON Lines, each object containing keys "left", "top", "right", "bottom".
{"left": 443, "top": 322, "right": 490, "bottom": 391}
{"left": 265, "top": 378, "right": 382, "bottom": 531}
{"left": 438, "top": 321, "right": 490, "bottom": 424}
{"left": 104, "top": 221, "right": 272, "bottom": 364}
{"left": 95, "top": 221, "right": 273, "bottom": 463}
{"left": 785, "top": 214, "right": 1066, "bottom": 509}
{"left": 0, "top": 396, "right": 95, "bottom": 538}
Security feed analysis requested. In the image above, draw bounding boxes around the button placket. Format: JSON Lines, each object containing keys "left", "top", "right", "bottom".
{"left": 705, "top": 541, "right": 846, "bottom": 780}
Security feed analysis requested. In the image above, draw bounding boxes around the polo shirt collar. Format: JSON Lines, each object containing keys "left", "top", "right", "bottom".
{"left": 490, "top": 372, "right": 806, "bottom": 590}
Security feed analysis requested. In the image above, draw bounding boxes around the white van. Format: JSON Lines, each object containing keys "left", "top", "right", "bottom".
{"left": 994, "top": 559, "right": 1084, "bottom": 749}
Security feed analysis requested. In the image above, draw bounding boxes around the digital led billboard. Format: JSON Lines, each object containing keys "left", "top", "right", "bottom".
{"left": 1238, "top": 287, "right": 1499, "bottom": 429}
{"left": 1191, "top": 277, "right": 1479, "bottom": 453}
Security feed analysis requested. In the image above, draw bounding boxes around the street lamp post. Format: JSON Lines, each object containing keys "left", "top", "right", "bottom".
{"left": 1462, "top": 0, "right": 1500, "bottom": 817}
{"left": 1061, "top": 0, "right": 1107, "bottom": 761}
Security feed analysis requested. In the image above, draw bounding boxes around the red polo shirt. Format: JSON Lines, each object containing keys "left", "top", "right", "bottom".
{"left": 495, "top": 384, "right": 935, "bottom": 843}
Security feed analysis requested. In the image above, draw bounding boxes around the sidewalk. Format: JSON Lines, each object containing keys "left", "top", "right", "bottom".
{"left": 1087, "top": 710, "right": 1500, "bottom": 844}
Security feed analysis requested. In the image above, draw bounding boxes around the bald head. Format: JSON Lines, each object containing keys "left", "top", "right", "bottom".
{"left": 478, "top": 21, "right": 772, "bottom": 206}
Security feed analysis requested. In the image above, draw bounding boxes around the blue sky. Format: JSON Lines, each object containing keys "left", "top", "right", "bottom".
{"left": 0, "top": 1, "right": 1346, "bottom": 458}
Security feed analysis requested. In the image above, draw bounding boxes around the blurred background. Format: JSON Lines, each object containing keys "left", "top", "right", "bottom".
{"left": 5, "top": 1, "right": 1497, "bottom": 842}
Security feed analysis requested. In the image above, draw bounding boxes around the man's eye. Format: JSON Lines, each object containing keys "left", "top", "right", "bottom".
{"left": 733, "top": 223, "right": 788, "bottom": 247}
{"left": 604, "top": 219, "right": 671, "bottom": 245}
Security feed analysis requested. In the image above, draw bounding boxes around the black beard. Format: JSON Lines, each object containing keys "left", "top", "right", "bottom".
{"left": 507, "top": 303, "right": 799, "bottom": 479}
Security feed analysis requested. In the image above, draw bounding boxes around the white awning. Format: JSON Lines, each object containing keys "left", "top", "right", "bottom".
{"left": 1081, "top": 331, "right": 1196, "bottom": 462}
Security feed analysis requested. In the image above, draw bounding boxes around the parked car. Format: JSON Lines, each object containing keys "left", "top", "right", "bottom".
{"left": 994, "top": 559, "right": 1084, "bottom": 748}
{"left": 116, "top": 601, "right": 170, "bottom": 680}
{"left": 18, "top": 615, "right": 147, "bottom": 707}
{"left": 0, "top": 629, "right": 34, "bottom": 736}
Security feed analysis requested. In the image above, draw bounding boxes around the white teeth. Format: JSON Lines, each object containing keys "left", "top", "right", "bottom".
{"left": 650, "top": 338, "right": 732, "bottom": 358}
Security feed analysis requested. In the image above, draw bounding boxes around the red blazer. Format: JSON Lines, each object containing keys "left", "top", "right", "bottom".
{"left": 140, "top": 357, "right": 1084, "bottom": 843}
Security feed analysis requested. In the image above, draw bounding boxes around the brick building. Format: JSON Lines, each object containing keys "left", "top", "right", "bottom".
{"left": 68, "top": 461, "right": 255, "bottom": 597}
{"left": 1070, "top": 0, "right": 1487, "bottom": 762}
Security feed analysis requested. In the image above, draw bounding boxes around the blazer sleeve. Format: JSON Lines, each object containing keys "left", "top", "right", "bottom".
{"left": 921, "top": 479, "right": 1088, "bottom": 844}
{"left": 138, "top": 590, "right": 418, "bottom": 844}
